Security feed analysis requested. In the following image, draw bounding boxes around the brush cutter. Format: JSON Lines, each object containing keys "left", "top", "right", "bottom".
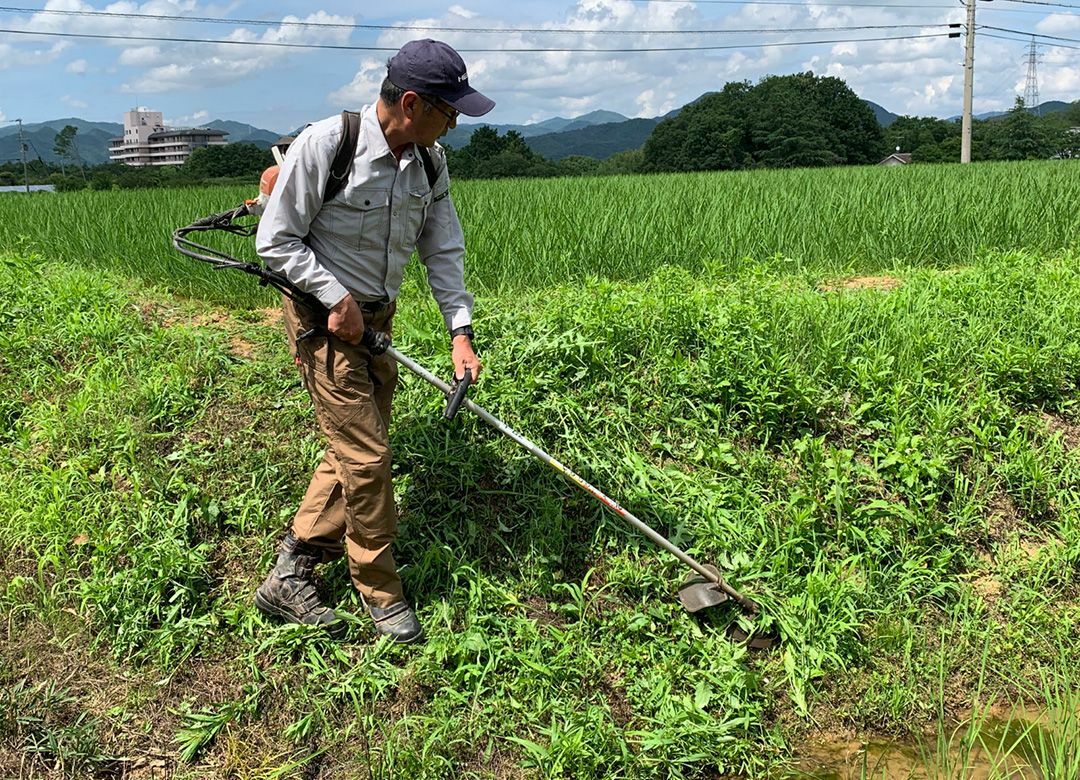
{"left": 173, "top": 206, "right": 778, "bottom": 651}
{"left": 393, "top": 349, "right": 777, "bottom": 649}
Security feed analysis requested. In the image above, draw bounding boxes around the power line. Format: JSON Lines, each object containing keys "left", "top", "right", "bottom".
{"left": 982, "top": 30, "right": 1080, "bottom": 48}
{"left": 620, "top": 0, "right": 958, "bottom": 6}
{"left": 0, "top": 27, "right": 956, "bottom": 53}
{"left": 981, "top": 5, "right": 1080, "bottom": 14}
{"left": 981, "top": 24, "right": 1080, "bottom": 43}
{"left": 994, "top": 0, "right": 1080, "bottom": 8}
{"left": 0, "top": 6, "right": 955, "bottom": 36}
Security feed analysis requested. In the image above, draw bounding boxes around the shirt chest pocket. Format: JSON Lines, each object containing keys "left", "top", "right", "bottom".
{"left": 342, "top": 187, "right": 390, "bottom": 251}
{"left": 400, "top": 187, "right": 433, "bottom": 252}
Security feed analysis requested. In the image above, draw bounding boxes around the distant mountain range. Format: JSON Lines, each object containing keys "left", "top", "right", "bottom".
{"left": 3, "top": 97, "right": 1074, "bottom": 168}
{"left": 0, "top": 117, "right": 121, "bottom": 167}
{"left": 946, "top": 100, "right": 1073, "bottom": 122}
{"left": 865, "top": 101, "right": 900, "bottom": 127}
{"left": 0, "top": 117, "right": 280, "bottom": 166}
{"left": 198, "top": 120, "right": 282, "bottom": 147}
{"left": 441, "top": 108, "right": 633, "bottom": 147}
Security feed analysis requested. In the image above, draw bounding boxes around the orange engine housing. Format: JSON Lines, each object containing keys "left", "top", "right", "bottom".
{"left": 259, "top": 165, "right": 280, "bottom": 198}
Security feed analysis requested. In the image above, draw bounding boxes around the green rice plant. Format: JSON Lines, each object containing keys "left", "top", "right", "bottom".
{"left": 1, "top": 161, "right": 1077, "bottom": 309}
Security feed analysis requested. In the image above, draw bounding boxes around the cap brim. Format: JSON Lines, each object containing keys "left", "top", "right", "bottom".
{"left": 446, "top": 88, "right": 495, "bottom": 118}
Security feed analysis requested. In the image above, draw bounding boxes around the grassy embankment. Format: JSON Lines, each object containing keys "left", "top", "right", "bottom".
{"left": 1, "top": 160, "right": 1078, "bottom": 778}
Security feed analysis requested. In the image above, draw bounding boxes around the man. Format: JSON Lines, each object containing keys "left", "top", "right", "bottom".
{"left": 253, "top": 39, "right": 493, "bottom": 644}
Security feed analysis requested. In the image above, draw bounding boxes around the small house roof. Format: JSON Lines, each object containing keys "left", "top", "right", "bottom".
{"left": 878, "top": 152, "right": 913, "bottom": 165}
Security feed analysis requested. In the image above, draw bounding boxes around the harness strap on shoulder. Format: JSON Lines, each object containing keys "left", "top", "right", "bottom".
{"left": 323, "top": 110, "right": 361, "bottom": 204}
{"left": 417, "top": 145, "right": 451, "bottom": 203}
{"left": 417, "top": 145, "right": 440, "bottom": 192}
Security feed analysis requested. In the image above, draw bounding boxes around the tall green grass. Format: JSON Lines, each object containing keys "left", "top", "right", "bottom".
{"left": 2, "top": 243, "right": 1079, "bottom": 777}
{"left": 0, "top": 160, "right": 1076, "bottom": 307}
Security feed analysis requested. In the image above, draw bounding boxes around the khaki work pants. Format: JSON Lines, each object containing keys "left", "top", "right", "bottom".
{"left": 282, "top": 296, "right": 403, "bottom": 608}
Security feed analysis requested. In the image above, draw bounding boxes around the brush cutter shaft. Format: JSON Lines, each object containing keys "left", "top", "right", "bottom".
{"left": 387, "top": 346, "right": 760, "bottom": 614}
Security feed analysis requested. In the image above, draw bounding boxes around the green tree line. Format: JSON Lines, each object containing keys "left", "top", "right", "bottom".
{"left": 884, "top": 97, "right": 1080, "bottom": 162}
{"left": 443, "top": 126, "right": 643, "bottom": 178}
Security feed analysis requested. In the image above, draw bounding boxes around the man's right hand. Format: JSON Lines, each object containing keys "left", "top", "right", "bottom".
{"left": 327, "top": 294, "right": 363, "bottom": 343}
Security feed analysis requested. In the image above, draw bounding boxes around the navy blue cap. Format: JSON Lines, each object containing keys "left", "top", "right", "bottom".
{"left": 388, "top": 39, "right": 495, "bottom": 118}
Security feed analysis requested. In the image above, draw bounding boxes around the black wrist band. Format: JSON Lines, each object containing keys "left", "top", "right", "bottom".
{"left": 451, "top": 325, "right": 474, "bottom": 342}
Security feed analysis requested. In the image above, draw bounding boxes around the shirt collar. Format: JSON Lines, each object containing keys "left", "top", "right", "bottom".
{"left": 361, "top": 104, "right": 394, "bottom": 162}
{"left": 361, "top": 103, "right": 421, "bottom": 167}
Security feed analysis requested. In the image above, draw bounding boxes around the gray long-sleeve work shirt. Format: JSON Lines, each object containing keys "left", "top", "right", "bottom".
{"left": 255, "top": 105, "right": 473, "bottom": 332}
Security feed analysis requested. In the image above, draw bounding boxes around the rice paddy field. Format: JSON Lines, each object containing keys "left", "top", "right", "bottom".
{"left": 1, "top": 160, "right": 1079, "bottom": 778}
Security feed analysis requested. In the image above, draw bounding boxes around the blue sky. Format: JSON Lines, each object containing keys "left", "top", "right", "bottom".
{"left": 1, "top": 1, "right": 1078, "bottom": 134}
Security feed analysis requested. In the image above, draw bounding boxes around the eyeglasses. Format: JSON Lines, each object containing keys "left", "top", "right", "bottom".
{"left": 418, "top": 94, "right": 459, "bottom": 124}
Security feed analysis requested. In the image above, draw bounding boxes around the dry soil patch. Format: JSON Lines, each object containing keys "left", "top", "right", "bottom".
{"left": 819, "top": 275, "right": 903, "bottom": 293}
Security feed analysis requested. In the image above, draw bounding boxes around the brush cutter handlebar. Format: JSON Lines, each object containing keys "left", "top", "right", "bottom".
{"left": 361, "top": 328, "right": 392, "bottom": 356}
{"left": 172, "top": 206, "right": 326, "bottom": 312}
{"left": 444, "top": 369, "right": 472, "bottom": 420}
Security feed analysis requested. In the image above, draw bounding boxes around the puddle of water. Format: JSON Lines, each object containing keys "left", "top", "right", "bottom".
{"left": 784, "top": 709, "right": 1073, "bottom": 780}
{"left": 786, "top": 737, "right": 1037, "bottom": 779}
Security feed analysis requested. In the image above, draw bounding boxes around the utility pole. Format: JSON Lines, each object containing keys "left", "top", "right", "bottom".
{"left": 16, "top": 119, "right": 30, "bottom": 193}
{"left": 961, "top": 0, "right": 979, "bottom": 163}
{"left": 1024, "top": 37, "right": 1040, "bottom": 116}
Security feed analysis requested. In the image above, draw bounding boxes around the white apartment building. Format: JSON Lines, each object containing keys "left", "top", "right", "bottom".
{"left": 108, "top": 110, "right": 228, "bottom": 166}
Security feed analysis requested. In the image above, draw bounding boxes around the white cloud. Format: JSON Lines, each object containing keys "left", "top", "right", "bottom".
{"left": 918, "top": 76, "right": 956, "bottom": 106}
{"left": 9, "top": 4, "right": 355, "bottom": 93}
{"left": 117, "top": 7, "right": 355, "bottom": 93}
{"left": 61, "top": 94, "right": 88, "bottom": 109}
{"left": 166, "top": 109, "right": 211, "bottom": 126}
{"left": 331, "top": 0, "right": 723, "bottom": 119}
{"left": 1035, "top": 13, "right": 1080, "bottom": 36}
{"left": 118, "top": 47, "right": 162, "bottom": 67}
{"left": 635, "top": 88, "right": 676, "bottom": 117}
{"left": 1041, "top": 64, "right": 1080, "bottom": 100}
{"left": 1028, "top": 36, "right": 1080, "bottom": 102}
{"left": 328, "top": 57, "right": 387, "bottom": 107}
{"left": 0, "top": 40, "right": 68, "bottom": 71}
{"left": 447, "top": 5, "right": 477, "bottom": 19}
{"left": 325, "top": 0, "right": 996, "bottom": 122}
{"left": 4, "top": 0, "right": 1067, "bottom": 123}
{"left": 0, "top": 109, "right": 6, "bottom": 123}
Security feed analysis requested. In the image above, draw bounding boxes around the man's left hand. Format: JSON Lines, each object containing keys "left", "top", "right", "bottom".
{"left": 452, "top": 335, "right": 482, "bottom": 381}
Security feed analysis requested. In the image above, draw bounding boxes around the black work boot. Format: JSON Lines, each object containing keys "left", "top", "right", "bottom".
{"left": 255, "top": 531, "right": 346, "bottom": 639}
{"left": 363, "top": 597, "right": 424, "bottom": 644}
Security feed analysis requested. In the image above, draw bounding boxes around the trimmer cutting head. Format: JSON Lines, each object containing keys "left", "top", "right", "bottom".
{"left": 677, "top": 564, "right": 731, "bottom": 613}
{"left": 677, "top": 565, "right": 779, "bottom": 650}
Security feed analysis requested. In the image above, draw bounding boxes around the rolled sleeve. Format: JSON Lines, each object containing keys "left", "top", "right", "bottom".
{"left": 417, "top": 171, "right": 474, "bottom": 332}
{"left": 255, "top": 126, "right": 350, "bottom": 309}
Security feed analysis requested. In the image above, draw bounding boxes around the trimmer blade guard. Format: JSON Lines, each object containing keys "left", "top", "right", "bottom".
{"left": 727, "top": 622, "right": 779, "bottom": 651}
{"left": 678, "top": 565, "right": 780, "bottom": 649}
{"left": 677, "top": 564, "right": 730, "bottom": 612}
